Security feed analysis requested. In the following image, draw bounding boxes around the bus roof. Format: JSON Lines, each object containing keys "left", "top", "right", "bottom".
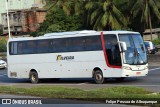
{"left": 8, "top": 30, "right": 140, "bottom": 41}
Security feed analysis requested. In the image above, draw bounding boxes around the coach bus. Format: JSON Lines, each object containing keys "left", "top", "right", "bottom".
{"left": 7, "top": 30, "right": 148, "bottom": 84}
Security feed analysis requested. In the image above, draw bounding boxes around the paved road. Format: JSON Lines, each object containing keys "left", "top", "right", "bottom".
{"left": 0, "top": 66, "right": 160, "bottom": 92}
{"left": 0, "top": 67, "right": 159, "bottom": 107}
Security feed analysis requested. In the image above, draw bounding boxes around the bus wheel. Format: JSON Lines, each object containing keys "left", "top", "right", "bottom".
{"left": 29, "top": 71, "right": 39, "bottom": 84}
{"left": 116, "top": 77, "right": 125, "bottom": 82}
{"left": 93, "top": 70, "right": 104, "bottom": 84}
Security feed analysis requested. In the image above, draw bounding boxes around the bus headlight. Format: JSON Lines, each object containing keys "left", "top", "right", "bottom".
{"left": 144, "top": 66, "right": 148, "bottom": 70}
{"left": 123, "top": 66, "right": 132, "bottom": 70}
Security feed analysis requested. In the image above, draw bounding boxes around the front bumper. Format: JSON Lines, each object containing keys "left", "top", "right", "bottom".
{"left": 122, "top": 64, "right": 148, "bottom": 77}
{"left": 0, "top": 64, "right": 7, "bottom": 68}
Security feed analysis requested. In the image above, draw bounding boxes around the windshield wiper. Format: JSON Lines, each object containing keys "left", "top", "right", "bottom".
{"left": 131, "top": 49, "right": 139, "bottom": 65}
{"left": 131, "top": 37, "right": 145, "bottom": 65}
{"left": 136, "top": 49, "right": 145, "bottom": 64}
{"left": 140, "top": 44, "right": 145, "bottom": 53}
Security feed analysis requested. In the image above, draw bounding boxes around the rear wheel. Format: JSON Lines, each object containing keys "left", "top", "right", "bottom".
{"left": 29, "top": 71, "right": 39, "bottom": 84}
{"left": 93, "top": 70, "right": 104, "bottom": 84}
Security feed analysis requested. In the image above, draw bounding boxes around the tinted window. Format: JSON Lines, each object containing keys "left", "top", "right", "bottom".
{"left": 37, "top": 40, "right": 51, "bottom": 53}
{"left": 9, "top": 42, "right": 18, "bottom": 55}
{"left": 52, "top": 38, "right": 69, "bottom": 52}
{"left": 144, "top": 42, "right": 149, "bottom": 45}
{"left": 68, "top": 37, "right": 85, "bottom": 52}
{"left": 144, "top": 42, "right": 149, "bottom": 47}
{"left": 23, "top": 41, "right": 37, "bottom": 54}
{"left": 104, "top": 34, "right": 121, "bottom": 66}
{"left": 9, "top": 35, "right": 102, "bottom": 55}
{"left": 85, "top": 36, "right": 102, "bottom": 51}
{"left": 52, "top": 36, "right": 102, "bottom": 53}
{"left": 17, "top": 42, "right": 23, "bottom": 54}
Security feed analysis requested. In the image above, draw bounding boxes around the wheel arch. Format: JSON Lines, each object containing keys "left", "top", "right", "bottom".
{"left": 29, "top": 69, "right": 38, "bottom": 78}
{"left": 29, "top": 69, "right": 40, "bottom": 84}
{"left": 92, "top": 67, "right": 103, "bottom": 78}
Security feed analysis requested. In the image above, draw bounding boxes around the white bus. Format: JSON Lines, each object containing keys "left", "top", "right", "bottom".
{"left": 7, "top": 30, "right": 148, "bottom": 84}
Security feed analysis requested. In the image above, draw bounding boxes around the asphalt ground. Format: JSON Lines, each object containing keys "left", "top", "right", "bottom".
{"left": 0, "top": 52, "right": 159, "bottom": 91}
{"left": 0, "top": 53, "right": 159, "bottom": 107}
{"left": 0, "top": 66, "right": 160, "bottom": 92}
{"left": 148, "top": 52, "right": 160, "bottom": 66}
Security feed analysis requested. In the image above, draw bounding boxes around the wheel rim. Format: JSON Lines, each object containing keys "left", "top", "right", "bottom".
{"left": 31, "top": 74, "right": 36, "bottom": 82}
{"left": 96, "top": 74, "right": 102, "bottom": 81}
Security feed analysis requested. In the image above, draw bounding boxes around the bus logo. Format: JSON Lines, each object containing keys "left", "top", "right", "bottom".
{"left": 56, "top": 55, "right": 74, "bottom": 61}
{"left": 57, "top": 55, "right": 62, "bottom": 61}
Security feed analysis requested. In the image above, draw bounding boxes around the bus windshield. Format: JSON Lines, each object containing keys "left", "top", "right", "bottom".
{"left": 119, "top": 34, "right": 147, "bottom": 65}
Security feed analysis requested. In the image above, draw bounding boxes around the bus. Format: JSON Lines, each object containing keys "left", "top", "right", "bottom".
{"left": 7, "top": 30, "right": 148, "bottom": 84}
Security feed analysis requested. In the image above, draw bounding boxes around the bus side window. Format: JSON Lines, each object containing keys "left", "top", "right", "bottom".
{"left": 17, "top": 42, "right": 23, "bottom": 54}
{"left": 52, "top": 38, "right": 68, "bottom": 53}
{"left": 23, "top": 41, "right": 37, "bottom": 54}
{"left": 52, "top": 40, "right": 57, "bottom": 52}
{"left": 9, "top": 42, "right": 18, "bottom": 55}
{"left": 85, "top": 36, "right": 102, "bottom": 51}
{"left": 37, "top": 40, "right": 50, "bottom": 53}
{"left": 104, "top": 35, "right": 121, "bottom": 66}
{"left": 69, "top": 37, "right": 85, "bottom": 52}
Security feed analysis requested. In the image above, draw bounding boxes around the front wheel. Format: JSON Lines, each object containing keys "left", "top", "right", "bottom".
{"left": 93, "top": 70, "right": 104, "bottom": 84}
{"left": 29, "top": 71, "right": 39, "bottom": 84}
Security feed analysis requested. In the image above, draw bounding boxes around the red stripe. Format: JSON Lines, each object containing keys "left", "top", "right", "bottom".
{"left": 100, "top": 32, "right": 121, "bottom": 68}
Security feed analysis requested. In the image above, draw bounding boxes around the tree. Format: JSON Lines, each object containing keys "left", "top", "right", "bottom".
{"left": 0, "top": 30, "right": 3, "bottom": 35}
{"left": 47, "top": 0, "right": 83, "bottom": 15}
{"left": 39, "top": 0, "right": 160, "bottom": 33}
{"left": 53, "top": 0, "right": 86, "bottom": 29}
{"left": 131, "top": 0, "right": 160, "bottom": 40}
{"left": 0, "top": 37, "right": 7, "bottom": 52}
{"left": 85, "top": 0, "right": 127, "bottom": 30}
{"left": 32, "top": 7, "right": 83, "bottom": 36}
{"left": 0, "top": 25, "right": 3, "bottom": 35}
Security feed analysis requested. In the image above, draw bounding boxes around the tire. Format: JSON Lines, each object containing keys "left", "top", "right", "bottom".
{"left": 153, "top": 51, "right": 155, "bottom": 54}
{"left": 116, "top": 77, "right": 125, "bottom": 82}
{"left": 93, "top": 70, "right": 104, "bottom": 84}
{"left": 29, "top": 71, "right": 39, "bottom": 84}
{"left": 151, "top": 50, "right": 155, "bottom": 54}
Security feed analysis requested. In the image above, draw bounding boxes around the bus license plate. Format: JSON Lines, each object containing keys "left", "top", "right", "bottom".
{"left": 136, "top": 72, "right": 141, "bottom": 75}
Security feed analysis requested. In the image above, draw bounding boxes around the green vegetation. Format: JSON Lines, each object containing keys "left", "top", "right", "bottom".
{"left": 52, "top": 0, "right": 83, "bottom": 16}
{"left": 32, "top": 0, "right": 160, "bottom": 36}
{"left": 85, "top": 0, "right": 127, "bottom": 30}
{"left": 0, "top": 37, "right": 7, "bottom": 52}
{"left": 152, "top": 38, "right": 160, "bottom": 45}
{"left": 131, "top": 0, "right": 160, "bottom": 36}
{"left": 0, "top": 86, "right": 159, "bottom": 99}
{"left": 1, "top": 86, "right": 160, "bottom": 106}
{"left": 0, "top": 29, "right": 3, "bottom": 35}
{"left": 34, "top": 0, "right": 160, "bottom": 35}
{"left": 31, "top": 7, "right": 83, "bottom": 36}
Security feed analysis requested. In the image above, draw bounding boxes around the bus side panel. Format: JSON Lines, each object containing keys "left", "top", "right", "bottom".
{"left": 8, "top": 51, "right": 123, "bottom": 79}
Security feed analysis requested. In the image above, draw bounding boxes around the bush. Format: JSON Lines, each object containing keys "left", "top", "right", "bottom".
{"left": 0, "top": 37, "right": 7, "bottom": 52}
{"left": 152, "top": 38, "right": 160, "bottom": 45}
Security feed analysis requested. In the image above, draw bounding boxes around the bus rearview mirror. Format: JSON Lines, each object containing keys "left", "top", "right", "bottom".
{"left": 119, "top": 41, "right": 127, "bottom": 52}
